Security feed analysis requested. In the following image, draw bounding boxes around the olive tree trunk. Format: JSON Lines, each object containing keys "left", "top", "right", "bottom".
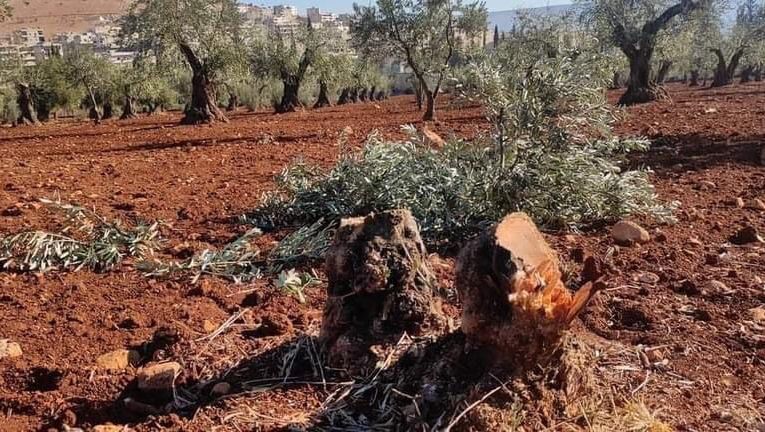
{"left": 711, "top": 47, "right": 745, "bottom": 88}
{"left": 655, "top": 60, "right": 672, "bottom": 84}
{"left": 689, "top": 70, "right": 700, "bottom": 86}
{"left": 16, "top": 83, "right": 39, "bottom": 125}
{"left": 619, "top": 48, "right": 656, "bottom": 105}
{"left": 337, "top": 88, "right": 350, "bottom": 105}
{"left": 179, "top": 42, "right": 227, "bottom": 124}
{"left": 740, "top": 65, "right": 754, "bottom": 84}
{"left": 120, "top": 95, "right": 138, "bottom": 120}
{"left": 314, "top": 81, "right": 332, "bottom": 108}
{"left": 226, "top": 92, "right": 239, "bottom": 111}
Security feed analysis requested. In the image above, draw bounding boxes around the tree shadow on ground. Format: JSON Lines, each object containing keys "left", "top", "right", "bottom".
{"left": 630, "top": 133, "right": 763, "bottom": 174}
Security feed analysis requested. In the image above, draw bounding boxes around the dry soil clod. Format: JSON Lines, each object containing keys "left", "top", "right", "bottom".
{"left": 456, "top": 213, "right": 599, "bottom": 367}
{"left": 319, "top": 209, "right": 444, "bottom": 373}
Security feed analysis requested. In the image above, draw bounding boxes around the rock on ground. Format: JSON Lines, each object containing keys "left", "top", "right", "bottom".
{"left": 96, "top": 350, "right": 140, "bottom": 370}
{"left": 0, "top": 339, "right": 22, "bottom": 359}
{"left": 136, "top": 362, "right": 182, "bottom": 393}
{"left": 611, "top": 220, "right": 651, "bottom": 245}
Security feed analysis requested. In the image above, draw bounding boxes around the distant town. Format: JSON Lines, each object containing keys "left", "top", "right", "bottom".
{"left": 0, "top": 4, "right": 353, "bottom": 67}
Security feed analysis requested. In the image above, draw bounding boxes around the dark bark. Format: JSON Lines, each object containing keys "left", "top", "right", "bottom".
{"left": 227, "top": 92, "right": 239, "bottom": 111}
{"left": 277, "top": 80, "right": 301, "bottom": 113}
{"left": 102, "top": 100, "right": 114, "bottom": 120}
{"left": 337, "top": 88, "right": 350, "bottom": 105}
{"left": 711, "top": 47, "right": 745, "bottom": 88}
{"left": 619, "top": 49, "right": 657, "bottom": 105}
{"left": 611, "top": 71, "right": 622, "bottom": 89}
{"left": 370, "top": 86, "right": 377, "bottom": 101}
{"left": 655, "top": 60, "right": 672, "bottom": 84}
{"left": 178, "top": 42, "right": 227, "bottom": 124}
{"left": 755, "top": 67, "right": 763, "bottom": 81}
{"left": 349, "top": 88, "right": 359, "bottom": 103}
{"left": 376, "top": 91, "right": 386, "bottom": 101}
{"left": 16, "top": 83, "right": 39, "bottom": 125}
{"left": 740, "top": 65, "right": 754, "bottom": 83}
{"left": 413, "top": 79, "right": 423, "bottom": 110}
{"left": 424, "top": 89, "right": 437, "bottom": 122}
{"left": 359, "top": 88, "right": 368, "bottom": 102}
{"left": 277, "top": 46, "right": 311, "bottom": 113}
{"left": 614, "top": 0, "right": 701, "bottom": 105}
{"left": 314, "top": 81, "right": 332, "bottom": 108}
{"left": 689, "top": 70, "right": 700, "bottom": 86}
{"left": 120, "top": 95, "right": 138, "bottom": 120}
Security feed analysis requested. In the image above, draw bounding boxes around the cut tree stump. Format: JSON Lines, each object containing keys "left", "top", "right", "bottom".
{"left": 456, "top": 213, "right": 599, "bottom": 367}
{"left": 320, "top": 209, "right": 444, "bottom": 373}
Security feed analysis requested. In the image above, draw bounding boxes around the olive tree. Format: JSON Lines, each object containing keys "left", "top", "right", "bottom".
{"left": 250, "top": 22, "right": 322, "bottom": 113}
{"left": 352, "top": 0, "right": 487, "bottom": 121}
{"left": 583, "top": 0, "right": 711, "bottom": 105}
{"left": 121, "top": 0, "right": 245, "bottom": 124}
{"left": 0, "top": 0, "right": 10, "bottom": 21}
{"left": 60, "top": 47, "right": 116, "bottom": 122}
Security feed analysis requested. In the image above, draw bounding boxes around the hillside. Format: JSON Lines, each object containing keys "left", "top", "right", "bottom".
{"left": 2, "top": 0, "right": 129, "bottom": 38}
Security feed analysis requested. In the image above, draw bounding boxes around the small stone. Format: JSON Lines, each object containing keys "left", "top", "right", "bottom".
{"left": 136, "top": 362, "right": 182, "bottom": 392}
{"left": 611, "top": 221, "right": 650, "bottom": 245}
{"left": 730, "top": 226, "right": 764, "bottom": 245}
{"left": 0, "top": 339, "right": 22, "bottom": 359}
{"left": 636, "top": 272, "right": 660, "bottom": 284}
{"left": 210, "top": 381, "right": 232, "bottom": 397}
{"left": 750, "top": 306, "right": 765, "bottom": 323}
{"left": 256, "top": 313, "right": 293, "bottom": 337}
{"left": 96, "top": 349, "right": 140, "bottom": 370}
{"left": 735, "top": 197, "right": 746, "bottom": 208}
{"left": 92, "top": 425, "right": 130, "bottom": 432}
{"left": 698, "top": 180, "right": 716, "bottom": 190}
{"left": 687, "top": 237, "right": 703, "bottom": 247}
{"left": 341, "top": 126, "right": 353, "bottom": 136}
{"left": 202, "top": 320, "right": 218, "bottom": 333}
{"left": 747, "top": 199, "right": 765, "bottom": 211}
{"left": 717, "top": 411, "right": 733, "bottom": 422}
{"left": 708, "top": 280, "right": 734, "bottom": 295}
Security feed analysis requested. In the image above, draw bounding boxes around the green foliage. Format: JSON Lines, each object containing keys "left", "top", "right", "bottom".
{"left": 0, "top": 85, "right": 19, "bottom": 124}
{"left": 121, "top": 0, "right": 247, "bottom": 94}
{"left": 0, "top": 0, "right": 10, "bottom": 21}
{"left": 246, "top": 127, "right": 672, "bottom": 246}
{"left": 274, "top": 269, "right": 320, "bottom": 304}
{"left": 139, "top": 229, "right": 265, "bottom": 283}
{"left": 0, "top": 199, "right": 161, "bottom": 273}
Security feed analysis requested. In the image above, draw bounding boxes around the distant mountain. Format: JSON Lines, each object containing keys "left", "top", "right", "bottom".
{"left": 489, "top": 4, "right": 579, "bottom": 32}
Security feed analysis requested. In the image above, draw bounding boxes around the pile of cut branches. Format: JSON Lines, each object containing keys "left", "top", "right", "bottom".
{"left": 0, "top": 198, "right": 160, "bottom": 272}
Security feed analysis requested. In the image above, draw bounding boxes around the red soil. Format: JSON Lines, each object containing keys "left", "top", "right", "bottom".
{"left": 0, "top": 85, "right": 764, "bottom": 431}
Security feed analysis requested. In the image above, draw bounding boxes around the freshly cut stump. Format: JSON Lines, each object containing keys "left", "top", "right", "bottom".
{"left": 456, "top": 213, "right": 598, "bottom": 367}
{"left": 320, "top": 210, "right": 443, "bottom": 373}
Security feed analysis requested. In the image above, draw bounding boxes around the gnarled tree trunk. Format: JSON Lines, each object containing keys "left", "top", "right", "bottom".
{"left": 314, "top": 81, "right": 331, "bottom": 108}
{"left": 337, "top": 88, "right": 350, "bottom": 105}
{"left": 423, "top": 88, "right": 437, "bottom": 122}
{"left": 359, "top": 88, "right": 368, "bottom": 102}
{"left": 349, "top": 88, "right": 359, "bottom": 103}
{"left": 227, "top": 92, "right": 239, "bottom": 111}
{"left": 277, "top": 78, "right": 301, "bottom": 113}
{"left": 16, "top": 83, "right": 39, "bottom": 125}
{"left": 619, "top": 48, "right": 656, "bottom": 105}
{"left": 611, "top": 71, "right": 622, "bottom": 89}
{"left": 654, "top": 60, "right": 672, "bottom": 84}
{"left": 102, "top": 100, "right": 114, "bottom": 120}
{"left": 740, "top": 65, "right": 754, "bottom": 84}
{"left": 120, "top": 95, "right": 138, "bottom": 120}
{"left": 711, "top": 47, "right": 745, "bottom": 88}
{"left": 755, "top": 67, "right": 763, "bottom": 81}
{"left": 179, "top": 42, "right": 227, "bottom": 124}
{"left": 689, "top": 70, "right": 700, "bottom": 86}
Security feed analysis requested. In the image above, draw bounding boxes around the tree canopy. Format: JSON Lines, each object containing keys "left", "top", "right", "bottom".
{"left": 121, "top": 0, "right": 246, "bottom": 123}
{"left": 352, "top": 0, "right": 487, "bottom": 121}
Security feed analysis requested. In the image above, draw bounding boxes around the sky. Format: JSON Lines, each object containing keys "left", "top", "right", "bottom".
{"left": 244, "top": 0, "right": 572, "bottom": 14}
